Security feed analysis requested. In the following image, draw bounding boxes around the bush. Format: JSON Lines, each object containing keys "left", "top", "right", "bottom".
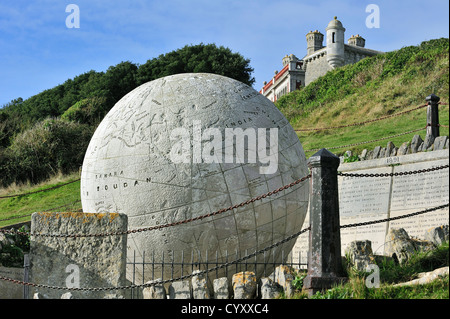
{"left": 0, "top": 226, "right": 29, "bottom": 267}
{"left": 61, "top": 96, "right": 111, "bottom": 126}
{"left": 0, "top": 118, "right": 94, "bottom": 186}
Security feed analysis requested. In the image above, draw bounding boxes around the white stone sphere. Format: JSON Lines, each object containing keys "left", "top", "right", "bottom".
{"left": 80, "top": 73, "right": 309, "bottom": 283}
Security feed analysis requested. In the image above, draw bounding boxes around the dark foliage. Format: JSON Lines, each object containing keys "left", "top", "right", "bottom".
{"left": 0, "top": 43, "right": 254, "bottom": 186}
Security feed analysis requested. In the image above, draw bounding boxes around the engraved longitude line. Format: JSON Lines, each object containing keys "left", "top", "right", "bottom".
{"left": 195, "top": 161, "right": 217, "bottom": 253}
{"left": 279, "top": 151, "right": 294, "bottom": 241}
{"left": 200, "top": 163, "right": 222, "bottom": 255}
{"left": 191, "top": 83, "right": 254, "bottom": 257}
{"left": 217, "top": 163, "right": 240, "bottom": 256}
{"left": 187, "top": 85, "right": 230, "bottom": 244}
{"left": 128, "top": 198, "right": 202, "bottom": 219}
{"left": 241, "top": 162, "right": 259, "bottom": 253}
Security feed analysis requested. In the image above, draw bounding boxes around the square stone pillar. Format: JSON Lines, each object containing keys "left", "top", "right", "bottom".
{"left": 303, "top": 149, "right": 347, "bottom": 297}
{"left": 29, "top": 212, "right": 128, "bottom": 299}
{"left": 426, "top": 93, "right": 440, "bottom": 139}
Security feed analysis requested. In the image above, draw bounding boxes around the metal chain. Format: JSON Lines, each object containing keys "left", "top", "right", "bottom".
{"left": 4, "top": 164, "right": 448, "bottom": 238}
{"left": 0, "top": 226, "right": 311, "bottom": 291}
{"left": 1, "top": 99, "right": 447, "bottom": 291}
{"left": 132, "top": 204, "right": 449, "bottom": 287}
{"left": 295, "top": 103, "right": 428, "bottom": 132}
{"left": 338, "top": 164, "right": 449, "bottom": 178}
{"left": 3, "top": 165, "right": 447, "bottom": 238}
{"left": 2, "top": 202, "right": 448, "bottom": 291}
{"left": 305, "top": 127, "right": 426, "bottom": 152}
{"left": 341, "top": 203, "right": 449, "bottom": 229}
{"left": 2, "top": 174, "right": 311, "bottom": 239}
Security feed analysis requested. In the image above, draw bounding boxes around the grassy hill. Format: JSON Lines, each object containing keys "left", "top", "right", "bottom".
{"left": 0, "top": 38, "right": 449, "bottom": 228}
{"left": 276, "top": 38, "right": 449, "bottom": 158}
{"left": 0, "top": 173, "right": 81, "bottom": 228}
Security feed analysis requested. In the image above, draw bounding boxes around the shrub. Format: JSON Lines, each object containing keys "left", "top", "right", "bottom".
{"left": 61, "top": 96, "right": 111, "bottom": 126}
{"left": 0, "top": 118, "right": 94, "bottom": 186}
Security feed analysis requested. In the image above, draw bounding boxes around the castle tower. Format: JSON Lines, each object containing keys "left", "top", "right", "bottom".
{"left": 348, "top": 34, "right": 366, "bottom": 47}
{"left": 306, "top": 30, "right": 324, "bottom": 56}
{"left": 326, "top": 16, "right": 346, "bottom": 68}
{"left": 282, "top": 54, "right": 301, "bottom": 68}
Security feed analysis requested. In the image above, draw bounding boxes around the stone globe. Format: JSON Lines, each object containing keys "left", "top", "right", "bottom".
{"left": 80, "top": 73, "right": 309, "bottom": 285}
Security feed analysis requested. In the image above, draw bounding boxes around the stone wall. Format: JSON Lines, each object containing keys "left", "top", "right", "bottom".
{"left": 344, "top": 134, "right": 449, "bottom": 162}
{"left": 304, "top": 46, "right": 377, "bottom": 85}
{"left": 29, "top": 212, "right": 128, "bottom": 299}
{"left": 0, "top": 266, "right": 23, "bottom": 299}
{"left": 291, "top": 148, "right": 449, "bottom": 265}
{"left": 141, "top": 265, "right": 297, "bottom": 299}
{"left": 304, "top": 52, "right": 332, "bottom": 85}
{"left": 0, "top": 226, "right": 29, "bottom": 299}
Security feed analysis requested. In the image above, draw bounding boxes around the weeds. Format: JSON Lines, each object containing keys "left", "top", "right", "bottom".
{"left": 288, "top": 242, "right": 449, "bottom": 299}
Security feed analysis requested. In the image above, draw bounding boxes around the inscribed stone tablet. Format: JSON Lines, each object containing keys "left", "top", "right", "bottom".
{"left": 338, "top": 167, "right": 392, "bottom": 254}
{"left": 389, "top": 159, "right": 449, "bottom": 238}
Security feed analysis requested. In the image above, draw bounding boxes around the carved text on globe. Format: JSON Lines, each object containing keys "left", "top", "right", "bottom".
{"left": 169, "top": 120, "right": 278, "bottom": 174}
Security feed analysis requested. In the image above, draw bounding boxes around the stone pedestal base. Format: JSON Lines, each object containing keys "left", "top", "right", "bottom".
{"left": 303, "top": 275, "right": 347, "bottom": 297}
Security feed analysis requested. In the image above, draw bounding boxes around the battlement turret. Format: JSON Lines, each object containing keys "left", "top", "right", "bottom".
{"left": 326, "top": 16, "right": 345, "bottom": 68}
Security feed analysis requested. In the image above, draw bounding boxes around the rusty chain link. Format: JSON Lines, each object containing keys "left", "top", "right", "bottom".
{"left": 1, "top": 99, "right": 448, "bottom": 291}
{"left": 3, "top": 164, "right": 448, "bottom": 238}
{"left": 432, "top": 101, "right": 448, "bottom": 126}
{"left": 0, "top": 226, "right": 311, "bottom": 291}
{"left": 341, "top": 203, "right": 449, "bottom": 229}
{"left": 338, "top": 164, "right": 449, "bottom": 178}
{"left": 1, "top": 174, "right": 311, "bottom": 239}
{"left": 301, "top": 101, "right": 448, "bottom": 151}
{"left": 305, "top": 127, "right": 426, "bottom": 152}
{"left": 2, "top": 201, "right": 448, "bottom": 291}
{"left": 295, "top": 103, "right": 428, "bottom": 132}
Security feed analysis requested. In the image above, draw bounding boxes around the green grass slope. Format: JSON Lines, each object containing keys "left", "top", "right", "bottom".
{"left": 0, "top": 173, "right": 81, "bottom": 228}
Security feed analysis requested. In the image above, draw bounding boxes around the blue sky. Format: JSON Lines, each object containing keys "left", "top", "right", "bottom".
{"left": 0, "top": 0, "right": 449, "bottom": 107}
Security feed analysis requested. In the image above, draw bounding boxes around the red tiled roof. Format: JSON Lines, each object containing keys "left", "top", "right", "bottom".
{"left": 274, "top": 64, "right": 289, "bottom": 81}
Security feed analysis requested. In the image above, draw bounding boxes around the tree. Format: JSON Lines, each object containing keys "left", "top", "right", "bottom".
{"left": 1, "top": 118, "right": 94, "bottom": 186}
{"left": 103, "top": 61, "right": 138, "bottom": 103}
{"left": 0, "top": 44, "right": 256, "bottom": 187}
{"left": 136, "top": 43, "right": 255, "bottom": 86}
{"left": 0, "top": 98, "right": 25, "bottom": 147}
{"left": 61, "top": 96, "right": 111, "bottom": 126}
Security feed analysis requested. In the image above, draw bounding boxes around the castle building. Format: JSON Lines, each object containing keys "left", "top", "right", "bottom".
{"left": 260, "top": 17, "right": 383, "bottom": 102}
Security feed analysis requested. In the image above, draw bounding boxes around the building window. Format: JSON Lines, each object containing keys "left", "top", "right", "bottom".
{"left": 276, "top": 86, "right": 288, "bottom": 100}
{"left": 332, "top": 32, "right": 335, "bottom": 43}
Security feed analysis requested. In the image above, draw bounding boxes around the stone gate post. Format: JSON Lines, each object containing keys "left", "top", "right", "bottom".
{"left": 303, "top": 148, "right": 347, "bottom": 297}
{"left": 426, "top": 93, "right": 440, "bottom": 139}
{"left": 29, "top": 212, "right": 128, "bottom": 299}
